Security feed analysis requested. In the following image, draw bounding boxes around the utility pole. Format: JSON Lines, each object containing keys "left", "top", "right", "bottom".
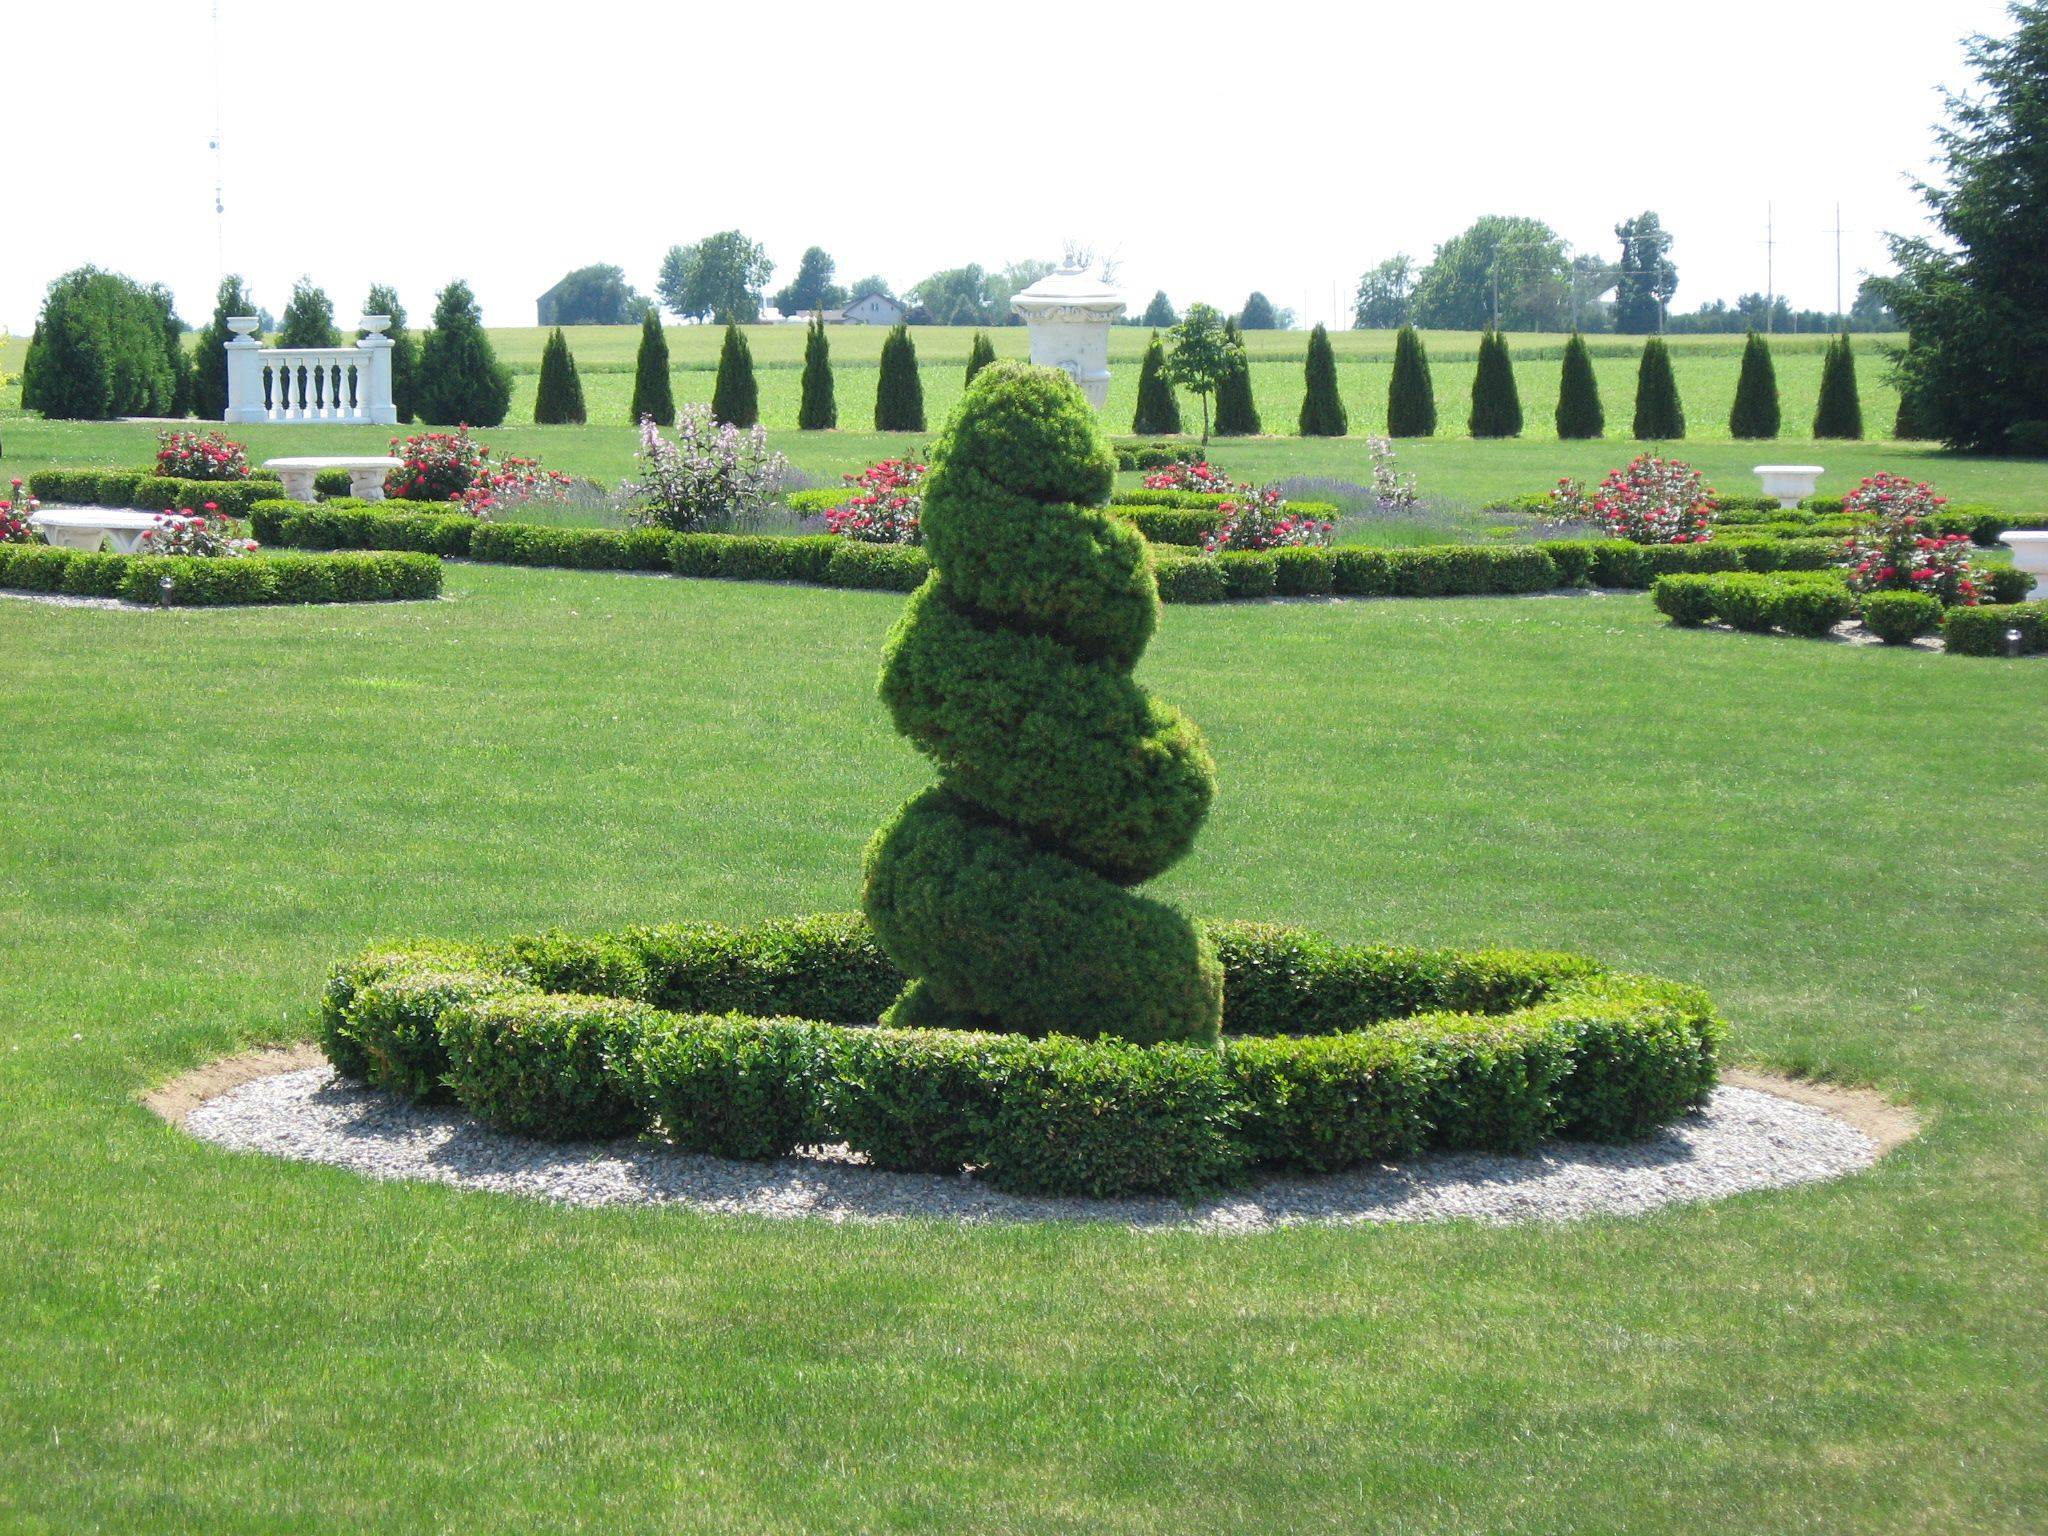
{"left": 1831, "top": 202, "right": 1845, "bottom": 329}
{"left": 209, "top": 0, "right": 227, "bottom": 278}
{"left": 1765, "top": 202, "right": 1776, "bottom": 335}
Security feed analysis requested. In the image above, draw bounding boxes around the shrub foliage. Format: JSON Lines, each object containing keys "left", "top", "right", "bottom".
{"left": 1386, "top": 326, "right": 1437, "bottom": 437}
{"left": 1812, "top": 332, "right": 1864, "bottom": 439}
{"left": 875, "top": 323, "right": 925, "bottom": 431}
{"left": 1632, "top": 337, "right": 1686, "bottom": 439}
{"left": 1554, "top": 331, "right": 1604, "bottom": 439}
{"left": 1728, "top": 331, "right": 1781, "bottom": 439}
{"left": 628, "top": 309, "right": 674, "bottom": 426}
{"left": 711, "top": 322, "right": 759, "bottom": 427}
{"left": 1131, "top": 331, "right": 1183, "bottom": 436}
{"left": 798, "top": 315, "right": 836, "bottom": 430}
{"left": 1467, "top": 329, "right": 1524, "bottom": 438}
{"left": 533, "top": 328, "right": 586, "bottom": 425}
{"left": 414, "top": 280, "right": 511, "bottom": 427}
{"left": 1297, "top": 323, "right": 1348, "bottom": 436}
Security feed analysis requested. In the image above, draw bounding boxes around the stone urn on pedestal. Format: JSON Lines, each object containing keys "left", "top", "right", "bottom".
{"left": 1009, "top": 265, "right": 1125, "bottom": 409}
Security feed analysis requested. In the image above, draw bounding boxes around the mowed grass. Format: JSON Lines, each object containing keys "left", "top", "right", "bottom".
{"left": 0, "top": 565, "right": 2043, "bottom": 1533}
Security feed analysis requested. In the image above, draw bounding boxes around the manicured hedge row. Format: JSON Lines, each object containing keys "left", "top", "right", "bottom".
{"left": 1651, "top": 571, "right": 1855, "bottom": 637}
{"left": 249, "top": 499, "right": 476, "bottom": 553}
{"left": 27, "top": 469, "right": 284, "bottom": 518}
{"left": 0, "top": 545, "right": 441, "bottom": 605}
{"left": 1943, "top": 603, "right": 2048, "bottom": 657}
{"left": 1114, "top": 442, "right": 1205, "bottom": 471}
{"left": 319, "top": 914, "right": 1722, "bottom": 1197}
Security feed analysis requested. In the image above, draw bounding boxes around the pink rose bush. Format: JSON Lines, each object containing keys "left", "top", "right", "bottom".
{"left": 1, "top": 479, "right": 40, "bottom": 544}
{"left": 826, "top": 459, "right": 926, "bottom": 545}
{"left": 1572, "top": 455, "right": 1716, "bottom": 544}
{"left": 137, "top": 504, "right": 258, "bottom": 558}
{"left": 1142, "top": 460, "right": 1234, "bottom": 494}
{"left": 1203, "top": 487, "right": 1334, "bottom": 553}
{"left": 383, "top": 426, "right": 569, "bottom": 517}
{"left": 1838, "top": 474, "right": 1978, "bottom": 605}
{"left": 154, "top": 430, "right": 251, "bottom": 481}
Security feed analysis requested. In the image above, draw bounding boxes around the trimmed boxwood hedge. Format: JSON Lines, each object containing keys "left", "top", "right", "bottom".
{"left": 318, "top": 913, "right": 1723, "bottom": 1198}
{"left": 1651, "top": 571, "right": 1854, "bottom": 637}
{"left": 0, "top": 544, "right": 441, "bottom": 605}
{"left": 1943, "top": 603, "right": 2048, "bottom": 657}
{"left": 28, "top": 469, "right": 285, "bottom": 518}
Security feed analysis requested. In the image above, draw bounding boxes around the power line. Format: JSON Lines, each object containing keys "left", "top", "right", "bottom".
{"left": 209, "top": 0, "right": 227, "bottom": 279}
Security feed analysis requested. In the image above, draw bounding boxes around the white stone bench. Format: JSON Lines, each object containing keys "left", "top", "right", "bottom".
{"left": 29, "top": 508, "right": 174, "bottom": 554}
{"left": 263, "top": 456, "right": 404, "bottom": 505}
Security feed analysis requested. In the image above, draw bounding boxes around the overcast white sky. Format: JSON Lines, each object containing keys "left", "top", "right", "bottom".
{"left": 2, "top": 0, "right": 2012, "bottom": 335}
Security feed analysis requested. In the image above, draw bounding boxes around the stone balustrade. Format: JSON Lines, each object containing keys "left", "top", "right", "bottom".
{"left": 224, "top": 316, "right": 398, "bottom": 426}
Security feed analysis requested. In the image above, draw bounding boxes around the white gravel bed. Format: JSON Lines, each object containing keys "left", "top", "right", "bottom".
{"left": 182, "top": 1065, "right": 1882, "bottom": 1231}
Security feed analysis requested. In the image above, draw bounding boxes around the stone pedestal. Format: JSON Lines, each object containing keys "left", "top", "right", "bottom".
{"left": 1010, "top": 266, "right": 1125, "bottom": 409}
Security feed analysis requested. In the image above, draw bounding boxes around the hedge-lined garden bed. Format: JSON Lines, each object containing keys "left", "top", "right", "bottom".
{"left": 318, "top": 914, "right": 1723, "bottom": 1199}
{"left": 1652, "top": 571, "right": 2039, "bottom": 651}
{"left": 0, "top": 544, "right": 442, "bottom": 606}
{"left": 28, "top": 468, "right": 292, "bottom": 519}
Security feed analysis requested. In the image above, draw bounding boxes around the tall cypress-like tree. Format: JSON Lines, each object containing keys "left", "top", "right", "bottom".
{"left": 190, "top": 274, "right": 257, "bottom": 421}
{"left": 533, "top": 328, "right": 586, "bottom": 424}
{"left": 1554, "top": 331, "right": 1604, "bottom": 439}
{"left": 1387, "top": 325, "right": 1437, "bottom": 436}
{"left": 413, "top": 278, "right": 511, "bottom": 426}
{"left": 629, "top": 308, "right": 674, "bottom": 425}
{"left": 875, "top": 322, "right": 925, "bottom": 431}
{"left": 1467, "top": 330, "right": 1524, "bottom": 438}
{"left": 1729, "top": 330, "right": 1781, "bottom": 438}
{"left": 1632, "top": 337, "right": 1686, "bottom": 439}
{"left": 1812, "top": 332, "right": 1863, "bottom": 439}
{"left": 364, "top": 284, "right": 417, "bottom": 423}
{"left": 798, "top": 315, "right": 836, "bottom": 429}
{"left": 1297, "top": 323, "right": 1347, "bottom": 436}
{"left": 964, "top": 331, "right": 996, "bottom": 385}
{"left": 711, "top": 323, "right": 759, "bottom": 427}
{"left": 1131, "top": 331, "right": 1183, "bottom": 435}
{"left": 1212, "top": 320, "right": 1261, "bottom": 436}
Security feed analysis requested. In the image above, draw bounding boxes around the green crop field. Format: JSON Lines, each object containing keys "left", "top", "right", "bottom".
{"left": 1, "top": 565, "right": 2043, "bottom": 1532}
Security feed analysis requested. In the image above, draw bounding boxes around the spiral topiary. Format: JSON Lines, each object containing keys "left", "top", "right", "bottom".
{"left": 861, "top": 362, "right": 1223, "bottom": 1046}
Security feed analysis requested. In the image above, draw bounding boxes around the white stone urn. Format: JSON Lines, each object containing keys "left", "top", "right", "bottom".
{"left": 1009, "top": 265, "right": 1125, "bottom": 409}
{"left": 1998, "top": 531, "right": 2048, "bottom": 601}
{"left": 1753, "top": 464, "right": 1825, "bottom": 509}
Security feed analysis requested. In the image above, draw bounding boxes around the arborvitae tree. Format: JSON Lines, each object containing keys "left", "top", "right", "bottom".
{"left": 414, "top": 279, "right": 512, "bottom": 426}
{"left": 1812, "top": 332, "right": 1864, "bottom": 439}
{"left": 875, "top": 322, "right": 925, "bottom": 430}
{"left": 364, "top": 284, "right": 417, "bottom": 423}
{"left": 711, "top": 322, "right": 759, "bottom": 426}
{"left": 277, "top": 277, "right": 341, "bottom": 348}
{"left": 1729, "top": 330, "right": 1781, "bottom": 438}
{"left": 965, "top": 331, "right": 996, "bottom": 385}
{"left": 1297, "top": 323, "right": 1348, "bottom": 436}
{"left": 1386, "top": 325, "right": 1437, "bottom": 436}
{"left": 1554, "top": 331, "right": 1604, "bottom": 439}
{"left": 798, "top": 315, "right": 836, "bottom": 429}
{"left": 148, "top": 283, "right": 191, "bottom": 418}
{"left": 189, "top": 275, "right": 255, "bottom": 421}
{"left": 1212, "top": 320, "right": 1261, "bottom": 436}
{"left": 863, "top": 361, "right": 1221, "bottom": 1045}
{"left": 17, "top": 325, "right": 40, "bottom": 414}
{"left": 1467, "top": 330, "right": 1524, "bottom": 438}
{"left": 533, "top": 328, "right": 586, "bottom": 424}
{"left": 1131, "top": 331, "right": 1183, "bottom": 435}
{"left": 1141, "top": 290, "right": 1177, "bottom": 328}
{"left": 1632, "top": 337, "right": 1686, "bottom": 439}
{"left": 19, "top": 267, "right": 179, "bottom": 420}
{"left": 629, "top": 308, "right": 674, "bottom": 425}
{"left": 1893, "top": 373, "right": 1929, "bottom": 441}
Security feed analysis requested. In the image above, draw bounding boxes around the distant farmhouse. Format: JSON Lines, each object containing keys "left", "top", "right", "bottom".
{"left": 788, "top": 292, "right": 909, "bottom": 326}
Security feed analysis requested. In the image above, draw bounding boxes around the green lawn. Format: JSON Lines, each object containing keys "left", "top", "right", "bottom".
{"left": 0, "top": 565, "right": 2042, "bottom": 1532}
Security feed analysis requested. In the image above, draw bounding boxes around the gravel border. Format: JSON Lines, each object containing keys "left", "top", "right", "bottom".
{"left": 181, "top": 1064, "right": 1888, "bottom": 1231}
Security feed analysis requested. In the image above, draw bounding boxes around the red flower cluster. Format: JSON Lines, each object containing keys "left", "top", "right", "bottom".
{"left": 137, "top": 503, "right": 258, "bottom": 558}
{"left": 827, "top": 458, "right": 926, "bottom": 545}
{"left": 1838, "top": 476, "right": 1976, "bottom": 604}
{"left": 154, "top": 430, "right": 251, "bottom": 482}
{"left": 1142, "top": 461, "right": 1231, "bottom": 493}
{"left": 1, "top": 478, "right": 39, "bottom": 544}
{"left": 1588, "top": 455, "right": 1716, "bottom": 544}
{"left": 384, "top": 426, "right": 567, "bottom": 516}
{"left": 1203, "top": 488, "right": 1333, "bottom": 553}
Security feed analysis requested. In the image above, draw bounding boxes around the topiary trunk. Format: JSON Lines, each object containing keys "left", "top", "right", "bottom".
{"left": 1212, "top": 321, "right": 1261, "bottom": 436}
{"left": 711, "top": 322, "right": 759, "bottom": 427}
{"left": 1131, "top": 332, "right": 1182, "bottom": 436}
{"left": 1387, "top": 325, "right": 1437, "bottom": 437}
{"left": 875, "top": 323, "right": 925, "bottom": 431}
{"left": 628, "top": 308, "right": 674, "bottom": 426}
{"left": 798, "top": 316, "right": 836, "bottom": 430}
{"left": 1728, "top": 330, "right": 1781, "bottom": 439}
{"left": 1554, "top": 331, "right": 1604, "bottom": 439}
{"left": 533, "top": 328, "right": 587, "bottom": 424}
{"left": 1467, "top": 329, "right": 1524, "bottom": 438}
{"left": 862, "top": 361, "right": 1222, "bottom": 1046}
{"left": 1632, "top": 337, "right": 1686, "bottom": 439}
{"left": 1297, "top": 323, "right": 1348, "bottom": 436}
{"left": 964, "top": 331, "right": 996, "bottom": 386}
{"left": 1812, "top": 332, "right": 1864, "bottom": 439}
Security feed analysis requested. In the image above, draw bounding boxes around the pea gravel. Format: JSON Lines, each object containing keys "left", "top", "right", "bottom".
{"left": 179, "top": 1065, "right": 1885, "bottom": 1230}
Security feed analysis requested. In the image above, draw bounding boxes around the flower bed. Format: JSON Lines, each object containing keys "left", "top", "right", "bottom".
{"left": 154, "top": 430, "right": 251, "bottom": 481}
{"left": 317, "top": 914, "right": 1722, "bottom": 1199}
{"left": 0, "top": 545, "right": 442, "bottom": 606}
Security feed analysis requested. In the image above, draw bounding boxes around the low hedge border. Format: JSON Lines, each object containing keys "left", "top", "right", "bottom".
{"left": 1650, "top": 571, "right": 1855, "bottom": 638}
{"left": 28, "top": 469, "right": 286, "bottom": 518}
{"left": 0, "top": 545, "right": 442, "bottom": 606}
{"left": 1943, "top": 603, "right": 2048, "bottom": 657}
{"left": 318, "top": 913, "right": 1722, "bottom": 1199}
